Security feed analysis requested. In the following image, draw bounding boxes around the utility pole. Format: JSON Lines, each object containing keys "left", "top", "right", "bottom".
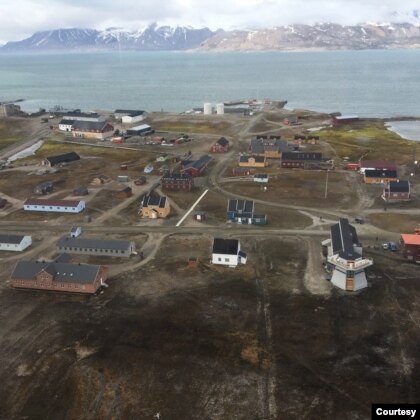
{"left": 324, "top": 169, "right": 329, "bottom": 199}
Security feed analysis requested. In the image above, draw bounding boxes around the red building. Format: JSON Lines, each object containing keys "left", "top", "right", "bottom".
{"left": 180, "top": 155, "right": 212, "bottom": 177}
{"left": 211, "top": 137, "right": 230, "bottom": 153}
{"left": 400, "top": 233, "right": 420, "bottom": 262}
{"left": 383, "top": 180, "right": 410, "bottom": 201}
{"left": 281, "top": 152, "right": 323, "bottom": 168}
{"left": 346, "top": 163, "right": 360, "bottom": 171}
{"left": 161, "top": 174, "right": 194, "bottom": 191}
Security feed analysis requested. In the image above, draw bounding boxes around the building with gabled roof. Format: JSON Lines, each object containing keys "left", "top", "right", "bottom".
{"left": 400, "top": 232, "right": 420, "bottom": 262}
{"left": 140, "top": 194, "right": 170, "bottom": 219}
{"left": 10, "top": 259, "right": 108, "bottom": 294}
{"left": 57, "top": 236, "right": 135, "bottom": 257}
{"left": 250, "top": 138, "right": 291, "bottom": 159}
{"left": 227, "top": 199, "right": 267, "bottom": 225}
{"left": 238, "top": 155, "right": 267, "bottom": 168}
{"left": 211, "top": 137, "right": 230, "bottom": 153}
{"left": 364, "top": 169, "right": 398, "bottom": 184}
{"left": 383, "top": 180, "right": 410, "bottom": 201}
{"left": 211, "top": 238, "right": 247, "bottom": 267}
{"left": 161, "top": 173, "right": 194, "bottom": 191}
{"left": 0, "top": 234, "right": 32, "bottom": 252}
{"left": 72, "top": 120, "right": 114, "bottom": 140}
{"left": 42, "top": 152, "right": 80, "bottom": 167}
{"left": 281, "top": 152, "right": 323, "bottom": 168}
{"left": 322, "top": 218, "right": 373, "bottom": 291}
{"left": 181, "top": 155, "right": 212, "bottom": 177}
{"left": 23, "top": 198, "right": 85, "bottom": 213}
{"left": 359, "top": 160, "right": 397, "bottom": 174}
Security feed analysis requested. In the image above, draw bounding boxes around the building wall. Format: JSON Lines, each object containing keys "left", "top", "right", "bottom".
{"left": 122, "top": 114, "right": 144, "bottom": 123}
{"left": 0, "top": 236, "right": 32, "bottom": 252}
{"left": 281, "top": 161, "right": 305, "bottom": 168}
{"left": 383, "top": 191, "right": 410, "bottom": 200}
{"left": 72, "top": 131, "right": 112, "bottom": 140}
{"left": 364, "top": 176, "right": 398, "bottom": 184}
{"left": 161, "top": 180, "right": 193, "bottom": 191}
{"left": 24, "top": 202, "right": 85, "bottom": 213}
{"left": 141, "top": 203, "right": 170, "bottom": 219}
{"left": 238, "top": 159, "right": 267, "bottom": 168}
{"left": 212, "top": 253, "right": 239, "bottom": 266}
{"left": 264, "top": 150, "right": 281, "bottom": 159}
{"left": 331, "top": 266, "right": 368, "bottom": 291}
{"left": 210, "top": 144, "right": 229, "bottom": 153}
{"left": 58, "top": 243, "right": 134, "bottom": 257}
{"left": 59, "top": 124, "right": 73, "bottom": 131}
{"left": 401, "top": 243, "right": 420, "bottom": 262}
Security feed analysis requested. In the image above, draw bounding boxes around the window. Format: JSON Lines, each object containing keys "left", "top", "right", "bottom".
{"left": 225, "top": 258, "right": 229, "bottom": 262}
{"left": 218, "top": 257, "right": 222, "bottom": 262}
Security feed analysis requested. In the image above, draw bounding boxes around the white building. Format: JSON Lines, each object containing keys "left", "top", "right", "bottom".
{"left": 23, "top": 198, "right": 86, "bottom": 214}
{"left": 70, "top": 226, "right": 82, "bottom": 238}
{"left": 122, "top": 112, "right": 146, "bottom": 124}
{"left": 211, "top": 238, "right": 247, "bottom": 267}
{"left": 322, "top": 218, "right": 373, "bottom": 292}
{"left": 58, "top": 119, "right": 74, "bottom": 132}
{"left": 0, "top": 234, "right": 32, "bottom": 252}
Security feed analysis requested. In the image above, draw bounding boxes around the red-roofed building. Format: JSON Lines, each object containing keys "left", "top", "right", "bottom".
{"left": 359, "top": 160, "right": 397, "bottom": 174}
{"left": 400, "top": 233, "right": 420, "bottom": 262}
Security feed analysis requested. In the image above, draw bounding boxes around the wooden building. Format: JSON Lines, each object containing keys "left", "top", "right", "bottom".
{"left": 364, "top": 169, "right": 398, "bottom": 184}
{"left": 42, "top": 152, "right": 80, "bottom": 167}
{"left": 140, "top": 195, "right": 170, "bottom": 219}
{"left": 23, "top": 198, "right": 85, "bottom": 213}
{"left": 281, "top": 152, "right": 323, "bottom": 168}
{"left": 72, "top": 185, "right": 89, "bottom": 196}
{"left": 250, "top": 138, "right": 291, "bottom": 159}
{"left": 331, "top": 115, "right": 359, "bottom": 125}
{"left": 212, "top": 238, "right": 247, "bottom": 267}
{"left": 58, "top": 236, "right": 135, "bottom": 257}
{"left": 72, "top": 120, "right": 114, "bottom": 140}
{"left": 10, "top": 258, "right": 108, "bottom": 294}
{"left": 238, "top": 155, "right": 267, "bottom": 168}
{"left": 0, "top": 234, "right": 32, "bottom": 252}
{"left": 211, "top": 137, "right": 230, "bottom": 153}
{"left": 161, "top": 174, "right": 194, "bottom": 191}
{"left": 400, "top": 233, "right": 420, "bottom": 263}
{"left": 181, "top": 155, "right": 212, "bottom": 177}
{"left": 359, "top": 160, "right": 397, "bottom": 174}
{"left": 383, "top": 180, "right": 410, "bottom": 201}
{"left": 227, "top": 199, "right": 267, "bottom": 225}
{"left": 116, "top": 187, "right": 133, "bottom": 199}
{"left": 231, "top": 168, "right": 251, "bottom": 176}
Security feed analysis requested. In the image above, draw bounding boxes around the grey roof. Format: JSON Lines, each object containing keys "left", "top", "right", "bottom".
{"left": 330, "top": 218, "right": 361, "bottom": 260}
{"left": 282, "top": 152, "right": 323, "bottom": 161}
{"left": 216, "top": 137, "right": 229, "bottom": 147}
{"left": 228, "top": 199, "right": 254, "bottom": 213}
{"left": 11, "top": 261, "right": 100, "bottom": 284}
{"left": 72, "top": 120, "right": 111, "bottom": 132}
{"left": 59, "top": 119, "right": 75, "bottom": 125}
{"left": 143, "top": 195, "right": 167, "bottom": 208}
{"left": 365, "top": 169, "right": 398, "bottom": 178}
{"left": 0, "top": 234, "right": 26, "bottom": 244}
{"left": 58, "top": 236, "right": 132, "bottom": 251}
{"left": 115, "top": 109, "right": 145, "bottom": 115}
{"left": 239, "top": 155, "right": 266, "bottom": 163}
{"left": 161, "top": 173, "right": 192, "bottom": 181}
{"left": 182, "top": 155, "right": 212, "bottom": 171}
{"left": 54, "top": 253, "right": 72, "bottom": 263}
{"left": 212, "top": 238, "right": 239, "bottom": 255}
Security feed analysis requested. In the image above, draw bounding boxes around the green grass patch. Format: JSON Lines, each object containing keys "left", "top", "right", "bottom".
{"left": 154, "top": 121, "right": 231, "bottom": 135}
{"left": 369, "top": 213, "right": 420, "bottom": 233}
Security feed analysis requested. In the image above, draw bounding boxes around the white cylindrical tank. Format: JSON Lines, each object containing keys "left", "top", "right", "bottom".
{"left": 203, "top": 103, "right": 213, "bottom": 115}
{"left": 216, "top": 103, "right": 224, "bottom": 115}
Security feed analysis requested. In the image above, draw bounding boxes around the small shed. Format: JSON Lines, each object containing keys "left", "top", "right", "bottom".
{"left": 188, "top": 257, "right": 198, "bottom": 268}
{"left": 0, "top": 198, "right": 8, "bottom": 209}
{"left": 34, "top": 181, "right": 54, "bottom": 195}
{"left": 70, "top": 226, "right": 82, "bottom": 238}
{"left": 194, "top": 211, "right": 206, "bottom": 222}
{"left": 73, "top": 185, "right": 89, "bottom": 196}
{"left": 116, "top": 187, "right": 133, "bottom": 199}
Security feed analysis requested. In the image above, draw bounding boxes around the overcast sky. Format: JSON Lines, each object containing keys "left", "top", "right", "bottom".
{"left": 0, "top": 0, "right": 418, "bottom": 43}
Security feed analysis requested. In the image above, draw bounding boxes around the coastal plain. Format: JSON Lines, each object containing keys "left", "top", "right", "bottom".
{"left": 0, "top": 108, "right": 419, "bottom": 419}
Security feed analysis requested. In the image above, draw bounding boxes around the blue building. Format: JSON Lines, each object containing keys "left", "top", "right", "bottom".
{"left": 227, "top": 199, "right": 267, "bottom": 225}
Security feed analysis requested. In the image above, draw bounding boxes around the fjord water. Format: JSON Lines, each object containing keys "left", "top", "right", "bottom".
{"left": 0, "top": 49, "right": 419, "bottom": 117}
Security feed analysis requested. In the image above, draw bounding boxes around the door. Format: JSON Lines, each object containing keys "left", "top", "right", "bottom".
{"left": 346, "top": 278, "right": 354, "bottom": 291}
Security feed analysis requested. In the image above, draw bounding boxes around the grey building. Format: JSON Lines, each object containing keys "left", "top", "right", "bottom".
{"left": 57, "top": 236, "right": 135, "bottom": 257}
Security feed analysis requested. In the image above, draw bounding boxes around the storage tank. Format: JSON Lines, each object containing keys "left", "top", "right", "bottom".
{"left": 203, "top": 103, "right": 213, "bottom": 115}
{"left": 216, "top": 103, "right": 225, "bottom": 115}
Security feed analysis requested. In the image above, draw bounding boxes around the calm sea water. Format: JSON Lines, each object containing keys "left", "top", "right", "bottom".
{"left": 0, "top": 50, "right": 419, "bottom": 117}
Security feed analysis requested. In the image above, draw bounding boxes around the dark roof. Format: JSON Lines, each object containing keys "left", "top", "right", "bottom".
{"left": 0, "top": 234, "right": 26, "bottom": 244}
{"left": 386, "top": 180, "right": 410, "bottom": 193}
{"left": 114, "top": 109, "right": 145, "bottom": 115}
{"left": 143, "top": 195, "right": 167, "bottom": 208}
{"left": 282, "top": 152, "right": 323, "bottom": 161}
{"left": 228, "top": 199, "right": 254, "bottom": 213}
{"left": 73, "top": 185, "right": 88, "bottom": 193}
{"left": 364, "top": 169, "right": 398, "bottom": 178}
{"left": 58, "top": 236, "right": 132, "bottom": 251}
{"left": 254, "top": 174, "right": 268, "bottom": 179}
{"left": 239, "top": 155, "right": 266, "bottom": 163}
{"left": 330, "top": 218, "right": 361, "bottom": 260}
{"left": 250, "top": 138, "right": 291, "bottom": 154}
{"left": 238, "top": 250, "right": 247, "bottom": 259}
{"left": 59, "top": 119, "right": 75, "bottom": 125}
{"left": 45, "top": 152, "right": 80, "bottom": 166}
{"left": 182, "top": 155, "right": 212, "bottom": 171}
{"left": 212, "top": 238, "right": 239, "bottom": 255}
{"left": 54, "top": 253, "right": 72, "bottom": 263}
{"left": 72, "top": 120, "right": 112, "bottom": 132}
{"left": 118, "top": 187, "right": 132, "bottom": 194}
{"left": 216, "top": 137, "right": 229, "bottom": 147}
{"left": 161, "top": 173, "right": 192, "bottom": 181}
{"left": 64, "top": 112, "right": 101, "bottom": 119}
{"left": 24, "top": 198, "right": 82, "bottom": 207}
{"left": 11, "top": 260, "right": 100, "bottom": 284}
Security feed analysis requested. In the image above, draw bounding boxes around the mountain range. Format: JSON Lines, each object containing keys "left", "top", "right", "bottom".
{"left": 2, "top": 21, "right": 420, "bottom": 52}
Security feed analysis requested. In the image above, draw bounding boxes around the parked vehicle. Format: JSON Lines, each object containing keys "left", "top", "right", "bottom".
{"left": 388, "top": 242, "right": 397, "bottom": 252}
{"left": 144, "top": 164, "right": 154, "bottom": 174}
{"left": 355, "top": 217, "right": 365, "bottom": 224}
{"left": 382, "top": 243, "right": 389, "bottom": 250}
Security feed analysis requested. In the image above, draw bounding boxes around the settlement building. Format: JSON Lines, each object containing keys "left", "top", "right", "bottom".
{"left": 161, "top": 173, "right": 194, "bottom": 191}
{"left": 239, "top": 155, "right": 267, "bottom": 168}
{"left": 58, "top": 119, "right": 75, "bottom": 132}
{"left": 364, "top": 169, "right": 398, "bottom": 184}
{"left": 10, "top": 259, "right": 108, "bottom": 294}
{"left": 181, "top": 155, "right": 212, "bottom": 177}
{"left": 114, "top": 109, "right": 146, "bottom": 120}
{"left": 72, "top": 185, "right": 89, "bottom": 196}
{"left": 359, "top": 160, "right": 397, "bottom": 174}
{"left": 116, "top": 187, "right": 132, "bottom": 199}
{"left": 227, "top": 199, "right": 267, "bottom": 225}
{"left": 34, "top": 181, "right": 54, "bottom": 195}
{"left": 42, "top": 152, "right": 80, "bottom": 167}
{"left": 382, "top": 180, "right": 410, "bottom": 201}
{"left": 121, "top": 111, "right": 146, "bottom": 124}
{"left": 211, "top": 137, "right": 230, "bottom": 153}
{"left": 140, "top": 195, "right": 170, "bottom": 219}
{"left": 331, "top": 115, "right": 359, "bottom": 125}
{"left": 126, "top": 124, "right": 153, "bottom": 136}
{"left": 63, "top": 112, "right": 104, "bottom": 122}
{"left": 23, "top": 198, "right": 85, "bottom": 213}
{"left": 250, "top": 138, "right": 291, "bottom": 159}
{"left": 0, "top": 234, "right": 32, "bottom": 252}
{"left": 254, "top": 174, "right": 269, "bottom": 183}
{"left": 323, "top": 218, "right": 373, "bottom": 291}
{"left": 72, "top": 120, "right": 114, "bottom": 140}
{"left": 211, "top": 238, "right": 247, "bottom": 267}
{"left": 57, "top": 236, "right": 135, "bottom": 257}
{"left": 281, "top": 152, "right": 323, "bottom": 168}
{"left": 400, "top": 233, "right": 420, "bottom": 263}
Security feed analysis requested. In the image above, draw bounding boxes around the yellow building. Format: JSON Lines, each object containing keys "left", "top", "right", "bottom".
{"left": 140, "top": 195, "right": 170, "bottom": 219}
{"left": 238, "top": 155, "right": 268, "bottom": 168}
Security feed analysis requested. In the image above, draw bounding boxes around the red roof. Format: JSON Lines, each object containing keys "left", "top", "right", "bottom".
{"left": 24, "top": 198, "right": 82, "bottom": 207}
{"left": 401, "top": 234, "right": 420, "bottom": 246}
{"left": 360, "top": 160, "right": 397, "bottom": 170}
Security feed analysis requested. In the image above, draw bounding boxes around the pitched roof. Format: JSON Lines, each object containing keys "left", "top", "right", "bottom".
{"left": 143, "top": 195, "right": 167, "bottom": 208}
{"left": 365, "top": 169, "right": 398, "bottom": 178}
{"left": 212, "top": 238, "right": 239, "bottom": 255}
{"left": 401, "top": 234, "right": 420, "bottom": 246}
{"left": 228, "top": 199, "right": 254, "bottom": 213}
{"left": 161, "top": 173, "right": 192, "bottom": 181}
{"left": 72, "top": 120, "right": 112, "bottom": 132}
{"left": 114, "top": 109, "right": 145, "bottom": 115}
{"left": 216, "top": 137, "right": 229, "bottom": 147}
{"left": 282, "top": 152, "right": 323, "bottom": 161}
{"left": 59, "top": 119, "right": 75, "bottom": 125}
{"left": 24, "top": 198, "right": 83, "bottom": 207}
{"left": 330, "top": 218, "right": 361, "bottom": 260}
{"left": 11, "top": 260, "right": 100, "bottom": 284}
{"left": 386, "top": 180, "right": 410, "bottom": 193}
{"left": 182, "top": 155, "right": 212, "bottom": 171}
{"left": 45, "top": 152, "right": 80, "bottom": 166}
{"left": 58, "top": 236, "right": 132, "bottom": 251}
{"left": 360, "top": 160, "right": 397, "bottom": 170}
{"left": 0, "top": 234, "right": 26, "bottom": 245}
{"left": 239, "top": 155, "right": 266, "bottom": 163}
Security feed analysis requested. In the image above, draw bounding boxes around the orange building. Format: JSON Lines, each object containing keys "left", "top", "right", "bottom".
{"left": 238, "top": 155, "right": 267, "bottom": 168}
{"left": 140, "top": 194, "right": 170, "bottom": 219}
{"left": 364, "top": 169, "right": 398, "bottom": 184}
